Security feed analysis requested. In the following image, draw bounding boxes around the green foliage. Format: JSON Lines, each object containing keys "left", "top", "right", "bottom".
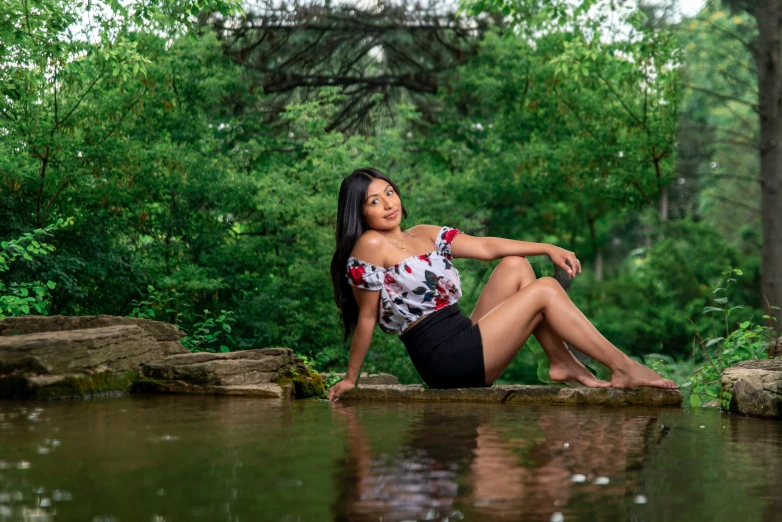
{"left": 323, "top": 372, "right": 342, "bottom": 388}
{"left": 681, "top": 268, "right": 779, "bottom": 407}
{"left": 0, "top": 0, "right": 763, "bottom": 389}
{"left": 295, "top": 353, "right": 319, "bottom": 374}
{"left": 571, "top": 219, "right": 751, "bottom": 358}
{"left": 128, "top": 285, "right": 170, "bottom": 320}
{"left": 677, "top": 3, "right": 759, "bottom": 248}
{"left": 0, "top": 218, "right": 73, "bottom": 319}
{"left": 180, "top": 310, "right": 236, "bottom": 353}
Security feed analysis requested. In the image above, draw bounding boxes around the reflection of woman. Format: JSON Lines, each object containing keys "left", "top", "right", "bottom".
{"left": 328, "top": 168, "right": 677, "bottom": 400}
{"left": 331, "top": 404, "right": 478, "bottom": 522}
{"left": 331, "top": 403, "right": 660, "bottom": 521}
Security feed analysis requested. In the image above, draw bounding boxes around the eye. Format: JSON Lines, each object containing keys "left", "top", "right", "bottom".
{"left": 387, "top": 189, "right": 394, "bottom": 196}
{"left": 369, "top": 198, "right": 379, "bottom": 205}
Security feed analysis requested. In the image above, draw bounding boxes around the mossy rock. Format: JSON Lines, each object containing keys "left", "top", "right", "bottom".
{"left": 276, "top": 370, "right": 327, "bottom": 399}
{"left": 0, "top": 371, "right": 138, "bottom": 400}
{"left": 129, "top": 377, "right": 173, "bottom": 394}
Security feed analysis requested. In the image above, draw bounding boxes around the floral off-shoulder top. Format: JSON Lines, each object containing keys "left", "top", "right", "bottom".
{"left": 346, "top": 226, "right": 463, "bottom": 334}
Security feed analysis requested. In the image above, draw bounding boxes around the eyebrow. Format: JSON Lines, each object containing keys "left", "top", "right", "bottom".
{"left": 365, "top": 184, "right": 392, "bottom": 201}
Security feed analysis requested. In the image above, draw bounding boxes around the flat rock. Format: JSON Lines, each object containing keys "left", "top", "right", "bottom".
{"left": 141, "top": 348, "right": 304, "bottom": 386}
{"left": 0, "top": 315, "right": 184, "bottom": 341}
{"left": 722, "top": 359, "right": 782, "bottom": 419}
{"left": 0, "top": 325, "right": 165, "bottom": 375}
{"left": 319, "top": 372, "right": 399, "bottom": 385}
{"left": 0, "top": 371, "right": 138, "bottom": 400}
{"left": 340, "top": 384, "right": 682, "bottom": 407}
{"left": 134, "top": 380, "right": 292, "bottom": 399}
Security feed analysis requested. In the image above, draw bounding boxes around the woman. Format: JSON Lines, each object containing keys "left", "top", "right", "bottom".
{"left": 328, "top": 168, "right": 677, "bottom": 401}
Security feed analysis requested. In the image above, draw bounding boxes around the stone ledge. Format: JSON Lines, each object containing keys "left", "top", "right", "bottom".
{"left": 132, "top": 379, "right": 293, "bottom": 399}
{"left": 319, "top": 372, "right": 399, "bottom": 385}
{"left": 722, "top": 359, "right": 782, "bottom": 419}
{"left": 0, "top": 371, "right": 138, "bottom": 400}
{"left": 340, "top": 384, "right": 682, "bottom": 407}
{"left": 0, "top": 315, "right": 184, "bottom": 341}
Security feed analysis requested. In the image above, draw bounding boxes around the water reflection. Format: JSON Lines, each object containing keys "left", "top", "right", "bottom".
{"left": 1, "top": 397, "right": 781, "bottom": 521}
{"left": 729, "top": 417, "right": 782, "bottom": 522}
{"left": 331, "top": 403, "right": 668, "bottom": 521}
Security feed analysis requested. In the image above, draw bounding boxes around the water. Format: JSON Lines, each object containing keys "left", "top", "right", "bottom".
{"left": 0, "top": 396, "right": 780, "bottom": 522}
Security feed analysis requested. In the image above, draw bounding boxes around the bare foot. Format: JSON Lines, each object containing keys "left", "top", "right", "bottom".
{"left": 549, "top": 353, "right": 612, "bottom": 388}
{"left": 610, "top": 359, "right": 679, "bottom": 390}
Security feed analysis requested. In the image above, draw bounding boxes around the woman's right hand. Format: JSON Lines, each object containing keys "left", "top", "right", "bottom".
{"left": 328, "top": 378, "right": 356, "bottom": 402}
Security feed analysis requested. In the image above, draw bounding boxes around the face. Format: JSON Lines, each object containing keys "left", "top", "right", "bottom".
{"left": 362, "top": 177, "right": 402, "bottom": 231}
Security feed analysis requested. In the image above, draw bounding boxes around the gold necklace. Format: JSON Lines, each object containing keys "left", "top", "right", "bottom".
{"left": 383, "top": 231, "right": 407, "bottom": 251}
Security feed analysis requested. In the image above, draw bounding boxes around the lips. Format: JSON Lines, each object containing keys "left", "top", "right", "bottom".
{"left": 385, "top": 210, "right": 398, "bottom": 219}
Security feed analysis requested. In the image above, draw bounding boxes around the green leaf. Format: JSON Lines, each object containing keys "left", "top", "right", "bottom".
{"left": 714, "top": 297, "right": 728, "bottom": 304}
{"left": 739, "top": 321, "right": 750, "bottom": 329}
{"left": 689, "top": 394, "right": 702, "bottom": 407}
{"left": 705, "top": 337, "right": 724, "bottom": 348}
{"left": 46, "top": 281, "right": 56, "bottom": 289}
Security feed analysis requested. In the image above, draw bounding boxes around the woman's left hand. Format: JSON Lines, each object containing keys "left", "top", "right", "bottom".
{"left": 547, "top": 245, "right": 581, "bottom": 278}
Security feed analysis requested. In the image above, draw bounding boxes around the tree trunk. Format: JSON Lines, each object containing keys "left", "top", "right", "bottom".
{"left": 659, "top": 187, "right": 668, "bottom": 222}
{"left": 594, "top": 248, "right": 604, "bottom": 282}
{"left": 754, "top": 0, "right": 782, "bottom": 323}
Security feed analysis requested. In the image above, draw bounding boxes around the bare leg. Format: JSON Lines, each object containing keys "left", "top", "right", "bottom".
{"left": 471, "top": 257, "right": 609, "bottom": 388}
{"left": 476, "top": 276, "right": 678, "bottom": 390}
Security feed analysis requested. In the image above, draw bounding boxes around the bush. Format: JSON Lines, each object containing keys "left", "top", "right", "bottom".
{"left": 0, "top": 218, "right": 73, "bottom": 319}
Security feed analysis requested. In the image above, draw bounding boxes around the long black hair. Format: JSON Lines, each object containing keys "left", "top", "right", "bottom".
{"left": 330, "top": 167, "right": 408, "bottom": 342}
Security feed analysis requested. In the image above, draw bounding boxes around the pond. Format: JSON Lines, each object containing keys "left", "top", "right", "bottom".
{"left": 0, "top": 396, "right": 780, "bottom": 522}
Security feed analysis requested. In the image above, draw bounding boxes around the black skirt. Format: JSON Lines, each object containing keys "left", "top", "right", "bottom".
{"left": 400, "top": 303, "right": 490, "bottom": 389}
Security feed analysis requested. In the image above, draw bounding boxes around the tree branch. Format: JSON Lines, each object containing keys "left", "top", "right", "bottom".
{"left": 703, "top": 18, "right": 757, "bottom": 55}
{"left": 595, "top": 70, "right": 646, "bottom": 129}
{"left": 58, "top": 64, "right": 107, "bottom": 128}
{"left": 687, "top": 84, "right": 759, "bottom": 112}
{"left": 708, "top": 193, "right": 759, "bottom": 211}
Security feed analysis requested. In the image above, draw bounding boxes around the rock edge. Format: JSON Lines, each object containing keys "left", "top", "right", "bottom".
{"left": 339, "top": 384, "right": 682, "bottom": 407}
{"left": 722, "top": 359, "right": 782, "bottom": 419}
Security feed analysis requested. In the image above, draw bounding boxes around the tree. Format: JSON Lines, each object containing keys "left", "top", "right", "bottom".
{"left": 716, "top": 0, "right": 782, "bottom": 322}
{"left": 209, "top": 0, "right": 496, "bottom": 134}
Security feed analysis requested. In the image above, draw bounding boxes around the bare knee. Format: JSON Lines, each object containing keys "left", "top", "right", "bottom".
{"left": 498, "top": 256, "right": 536, "bottom": 285}
{"left": 529, "top": 276, "right": 565, "bottom": 300}
{"left": 498, "top": 256, "right": 529, "bottom": 270}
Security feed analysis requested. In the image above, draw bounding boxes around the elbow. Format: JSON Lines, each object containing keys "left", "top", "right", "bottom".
{"left": 481, "top": 237, "right": 498, "bottom": 261}
{"left": 356, "top": 313, "right": 378, "bottom": 330}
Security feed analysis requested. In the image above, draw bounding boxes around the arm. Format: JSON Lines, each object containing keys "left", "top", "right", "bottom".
{"left": 329, "top": 234, "right": 385, "bottom": 402}
{"left": 329, "top": 287, "right": 380, "bottom": 402}
{"left": 447, "top": 230, "right": 582, "bottom": 277}
{"left": 345, "top": 287, "right": 380, "bottom": 383}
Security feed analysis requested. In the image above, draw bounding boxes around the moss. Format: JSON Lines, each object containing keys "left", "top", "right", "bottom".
{"left": 0, "top": 371, "right": 138, "bottom": 400}
{"left": 720, "top": 389, "right": 733, "bottom": 411}
{"left": 276, "top": 370, "right": 327, "bottom": 399}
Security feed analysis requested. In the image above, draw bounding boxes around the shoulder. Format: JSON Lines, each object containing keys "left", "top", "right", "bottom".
{"left": 349, "top": 231, "right": 387, "bottom": 267}
{"left": 406, "top": 224, "right": 443, "bottom": 243}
